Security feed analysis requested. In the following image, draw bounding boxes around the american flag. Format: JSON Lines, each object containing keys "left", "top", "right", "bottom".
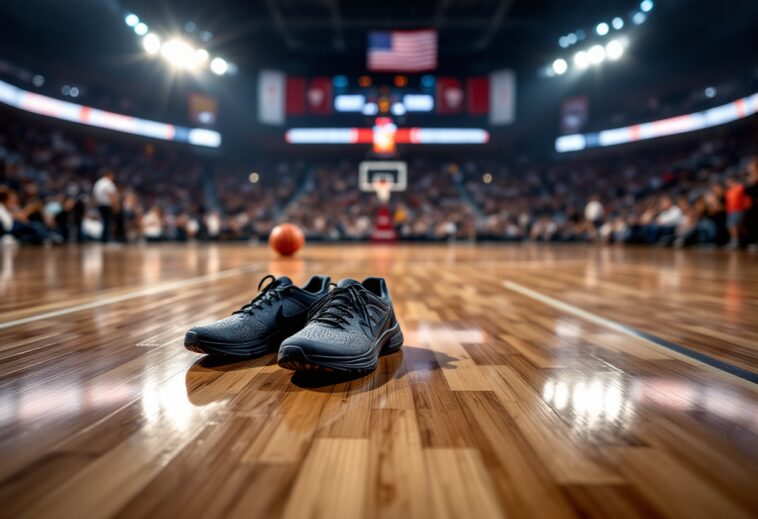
{"left": 367, "top": 30, "right": 437, "bottom": 72}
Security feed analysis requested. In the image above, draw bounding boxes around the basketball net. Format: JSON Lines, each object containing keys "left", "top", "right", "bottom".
{"left": 373, "top": 178, "right": 392, "bottom": 203}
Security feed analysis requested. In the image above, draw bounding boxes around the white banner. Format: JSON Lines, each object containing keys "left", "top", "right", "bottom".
{"left": 258, "top": 70, "right": 285, "bottom": 125}
{"left": 489, "top": 69, "right": 516, "bottom": 125}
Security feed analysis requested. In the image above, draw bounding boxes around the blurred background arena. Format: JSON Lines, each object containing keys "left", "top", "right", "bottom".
{"left": 1, "top": 0, "right": 756, "bottom": 247}
{"left": 1, "top": 2, "right": 758, "bottom": 518}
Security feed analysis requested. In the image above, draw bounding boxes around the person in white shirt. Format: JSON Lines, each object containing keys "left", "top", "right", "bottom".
{"left": 584, "top": 195, "right": 605, "bottom": 239}
{"left": 585, "top": 196, "right": 604, "bottom": 222}
{"left": 92, "top": 170, "right": 118, "bottom": 243}
{"left": 141, "top": 206, "right": 164, "bottom": 241}
{"left": 0, "top": 187, "right": 13, "bottom": 236}
{"left": 656, "top": 196, "right": 684, "bottom": 228}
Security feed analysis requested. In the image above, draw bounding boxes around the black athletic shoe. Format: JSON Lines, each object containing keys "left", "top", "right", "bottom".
{"left": 184, "top": 274, "right": 331, "bottom": 358}
{"left": 278, "top": 277, "right": 403, "bottom": 373}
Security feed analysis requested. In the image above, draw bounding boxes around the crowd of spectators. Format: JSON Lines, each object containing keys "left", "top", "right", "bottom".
{"left": 0, "top": 118, "right": 298, "bottom": 244}
{"left": 464, "top": 134, "right": 758, "bottom": 248}
{"left": 285, "top": 160, "right": 476, "bottom": 241}
{"left": 2, "top": 113, "right": 757, "bottom": 248}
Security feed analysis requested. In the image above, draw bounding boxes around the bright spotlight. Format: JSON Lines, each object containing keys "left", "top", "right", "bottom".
{"left": 633, "top": 12, "right": 647, "bottom": 24}
{"left": 640, "top": 0, "right": 654, "bottom": 12}
{"left": 596, "top": 22, "right": 609, "bottom": 36}
{"left": 134, "top": 22, "right": 148, "bottom": 36}
{"left": 606, "top": 40, "right": 624, "bottom": 60}
{"left": 612, "top": 17, "right": 624, "bottom": 30}
{"left": 482, "top": 173, "right": 493, "bottom": 184}
{"left": 573, "top": 50, "right": 590, "bottom": 69}
{"left": 210, "top": 57, "right": 228, "bottom": 75}
{"left": 588, "top": 44, "right": 606, "bottom": 64}
{"left": 248, "top": 172, "right": 260, "bottom": 184}
{"left": 143, "top": 33, "right": 161, "bottom": 55}
{"left": 125, "top": 14, "right": 139, "bottom": 27}
{"left": 391, "top": 102, "right": 406, "bottom": 116}
{"left": 161, "top": 39, "right": 198, "bottom": 69}
{"left": 552, "top": 58, "right": 568, "bottom": 75}
{"left": 195, "top": 48, "right": 209, "bottom": 65}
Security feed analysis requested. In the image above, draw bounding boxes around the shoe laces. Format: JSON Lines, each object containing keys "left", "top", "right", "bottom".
{"left": 233, "top": 274, "right": 285, "bottom": 316}
{"left": 308, "top": 285, "right": 370, "bottom": 329}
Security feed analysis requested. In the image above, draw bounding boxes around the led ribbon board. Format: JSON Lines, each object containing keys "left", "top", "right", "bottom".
{"left": 0, "top": 79, "right": 221, "bottom": 148}
{"left": 556, "top": 91, "right": 758, "bottom": 153}
{"left": 285, "top": 126, "right": 489, "bottom": 145}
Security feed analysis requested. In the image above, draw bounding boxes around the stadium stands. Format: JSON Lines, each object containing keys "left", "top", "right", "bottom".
{"left": 2, "top": 111, "right": 756, "bottom": 246}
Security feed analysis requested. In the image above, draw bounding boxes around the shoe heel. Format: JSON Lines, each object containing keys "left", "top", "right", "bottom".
{"left": 381, "top": 324, "right": 404, "bottom": 354}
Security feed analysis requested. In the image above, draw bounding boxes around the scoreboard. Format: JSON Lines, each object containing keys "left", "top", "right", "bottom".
{"left": 280, "top": 73, "right": 505, "bottom": 120}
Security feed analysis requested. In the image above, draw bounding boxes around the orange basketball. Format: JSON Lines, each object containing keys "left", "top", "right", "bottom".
{"left": 268, "top": 223, "right": 305, "bottom": 256}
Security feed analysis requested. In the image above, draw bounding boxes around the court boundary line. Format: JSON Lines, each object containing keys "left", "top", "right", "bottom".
{"left": 0, "top": 263, "right": 264, "bottom": 331}
{"left": 502, "top": 280, "right": 758, "bottom": 385}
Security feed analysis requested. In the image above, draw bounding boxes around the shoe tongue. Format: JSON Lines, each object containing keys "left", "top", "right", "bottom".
{"left": 337, "top": 278, "right": 361, "bottom": 288}
{"left": 275, "top": 276, "right": 293, "bottom": 287}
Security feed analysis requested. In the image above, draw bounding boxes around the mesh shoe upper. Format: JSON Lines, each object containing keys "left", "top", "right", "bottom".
{"left": 281, "top": 278, "right": 396, "bottom": 356}
{"left": 187, "top": 275, "right": 330, "bottom": 346}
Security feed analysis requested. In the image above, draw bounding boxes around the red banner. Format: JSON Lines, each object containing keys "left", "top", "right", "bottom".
{"left": 466, "top": 77, "right": 489, "bottom": 115}
{"left": 306, "top": 77, "right": 332, "bottom": 115}
{"left": 286, "top": 77, "right": 305, "bottom": 115}
{"left": 436, "top": 77, "right": 464, "bottom": 114}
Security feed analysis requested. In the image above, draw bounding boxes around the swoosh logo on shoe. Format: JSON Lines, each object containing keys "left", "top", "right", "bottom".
{"left": 274, "top": 304, "right": 300, "bottom": 328}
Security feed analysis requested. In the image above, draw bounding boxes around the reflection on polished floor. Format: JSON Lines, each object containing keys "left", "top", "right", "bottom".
{"left": 0, "top": 243, "right": 757, "bottom": 518}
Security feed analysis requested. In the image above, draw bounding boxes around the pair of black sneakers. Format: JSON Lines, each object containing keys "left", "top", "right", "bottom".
{"left": 184, "top": 275, "right": 404, "bottom": 374}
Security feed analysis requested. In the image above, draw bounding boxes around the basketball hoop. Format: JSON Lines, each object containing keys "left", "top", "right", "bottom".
{"left": 359, "top": 161, "right": 407, "bottom": 204}
{"left": 372, "top": 178, "right": 392, "bottom": 203}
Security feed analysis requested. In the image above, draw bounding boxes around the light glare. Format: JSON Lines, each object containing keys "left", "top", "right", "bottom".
{"left": 552, "top": 58, "right": 568, "bottom": 75}
{"left": 134, "top": 23, "right": 148, "bottom": 36}
{"left": 589, "top": 44, "right": 606, "bottom": 64}
{"left": 195, "top": 48, "right": 209, "bottom": 64}
{"left": 573, "top": 50, "right": 590, "bottom": 69}
{"left": 125, "top": 14, "right": 139, "bottom": 27}
{"left": 606, "top": 40, "right": 624, "bottom": 60}
{"left": 612, "top": 17, "right": 624, "bottom": 30}
{"left": 143, "top": 33, "right": 161, "bottom": 55}
{"left": 596, "top": 22, "right": 609, "bottom": 36}
{"left": 161, "top": 39, "right": 198, "bottom": 69}
{"left": 210, "top": 57, "right": 228, "bottom": 75}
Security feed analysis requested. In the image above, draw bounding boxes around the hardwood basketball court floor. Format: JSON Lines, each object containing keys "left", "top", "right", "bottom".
{"left": 0, "top": 243, "right": 756, "bottom": 518}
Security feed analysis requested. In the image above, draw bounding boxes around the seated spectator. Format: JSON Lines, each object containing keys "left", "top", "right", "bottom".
{"left": 725, "top": 176, "right": 748, "bottom": 248}
{"left": 655, "top": 196, "right": 685, "bottom": 243}
{"left": 141, "top": 206, "right": 164, "bottom": 241}
{"left": 0, "top": 186, "right": 48, "bottom": 244}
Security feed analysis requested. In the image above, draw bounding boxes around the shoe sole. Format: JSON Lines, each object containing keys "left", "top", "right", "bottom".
{"left": 184, "top": 327, "right": 290, "bottom": 358}
{"left": 277, "top": 322, "right": 404, "bottom": 374}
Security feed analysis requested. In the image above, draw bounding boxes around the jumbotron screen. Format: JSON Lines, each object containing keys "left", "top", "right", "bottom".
{"left": 258, "top": 70, "right": 516, "bottom": 130}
